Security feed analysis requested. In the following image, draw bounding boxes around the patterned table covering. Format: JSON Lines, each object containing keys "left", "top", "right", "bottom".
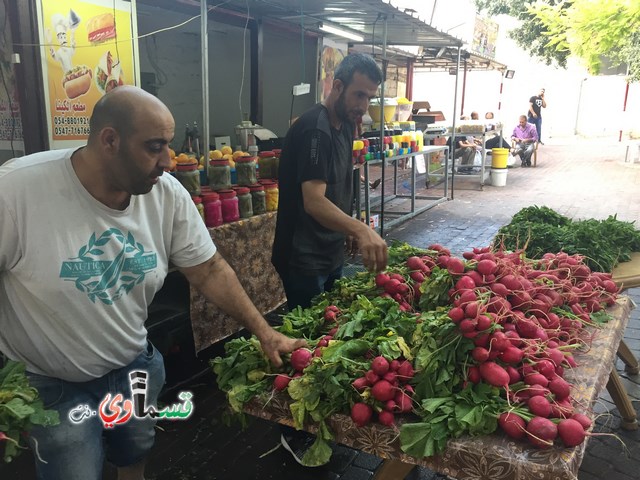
{"left": 245, "top": 296, "right": 633, "bottom": 480}
{"left": 190, "top": 212, "right": 286, "bottom": 352}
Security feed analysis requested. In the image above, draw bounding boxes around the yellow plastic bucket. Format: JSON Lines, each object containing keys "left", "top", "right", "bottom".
{"left": 491, "top": 148, "right": 509, "bottom": 169}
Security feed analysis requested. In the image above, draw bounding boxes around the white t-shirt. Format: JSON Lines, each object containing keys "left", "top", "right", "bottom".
{"left": 0, "top": 148, "right": 216, "bottom": 381}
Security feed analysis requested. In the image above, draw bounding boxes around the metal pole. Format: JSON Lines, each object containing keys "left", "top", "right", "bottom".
{"left": 574, "top": 78, "right": 586, "bottom": 135}
{"left": 201, "top": 1, "right": 210, "bottom": 175}
{"left": 450, "top": 47, "right": 461, "bottom": 200}
{"left": 619, "top": 81, "right": 630, "bottom": 142}
{"left": 498, "top": 71, "right": 504, "bottom": 113}
{"left": 460, "top": 58, "right": 467, "bottom": 116}
{"left": 379, "top": 16, "right": 388, "bottom": 238}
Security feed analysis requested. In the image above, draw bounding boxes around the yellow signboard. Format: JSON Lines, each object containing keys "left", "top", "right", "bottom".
{"left": 38, "top": 0, "right": 138, "bottom": 147}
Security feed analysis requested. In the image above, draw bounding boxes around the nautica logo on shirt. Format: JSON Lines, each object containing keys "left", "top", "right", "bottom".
{"left": 60, "top": 228, "right": 157, "bottom": 305}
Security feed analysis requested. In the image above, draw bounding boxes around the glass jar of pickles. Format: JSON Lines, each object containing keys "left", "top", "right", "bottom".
{"left": 208, "top": 159, "right": 231, "bottom": 191}
{"left": 192, "top": 195, "right": 205, "bottom": 221}
{"left": 248, "top": 184, "right": 266, "bottom": 215}
{"left": 258, "top": 151, "right": 275, "bottom": 180}
{"left": 236, "top": 187, "right": 253, "bottom": 218}
{"left": 202, "top": 192, "right": 223, "bottom": 228}
{"left": 272, "top": 149, "right": 281, "bottom": 179}
{"left": 218, "top": 189, "right": 240, "bottom": 223}
{"left": 235, "top": 156, "right": 257, "bottom": 186}
{"left": 264, "top": 181, "right": 279, "bottom": 212}
{"left": 175, "top": 162, "right": 201, "bottom": 195}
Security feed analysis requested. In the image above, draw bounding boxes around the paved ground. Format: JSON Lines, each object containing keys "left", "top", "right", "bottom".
{"left": 2, "top": 137, "right": 639, "bottom": 479}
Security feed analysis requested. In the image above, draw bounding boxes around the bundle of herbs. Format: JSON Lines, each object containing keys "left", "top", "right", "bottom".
{"left": 494, "top": 205, "right": 640, "bottom": 272}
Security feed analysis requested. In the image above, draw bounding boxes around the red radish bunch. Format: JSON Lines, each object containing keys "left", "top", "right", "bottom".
{"left": 290, "top": 348, "right": 313, "bottom": 372}
{"left": 447, "top": 247, "right": 619, "bottom": 449}
{"left": 351, "top": 356, "right": 416, "bottom": 426}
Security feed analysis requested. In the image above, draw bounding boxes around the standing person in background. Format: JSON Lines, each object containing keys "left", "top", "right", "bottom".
{"left": 272, "top": 53, "right": 388, "bottom": 466}
{"left": 0, "top": 86, "right": 305, "bottom": 480}
{"left": 528, "top": 88, "right": 547, "bottom": 144}
{"left": 512, "top": 114, "right": 538, "bottom": 167}
{"left": 470, "top": 111, "right": 479, "bottom": 120}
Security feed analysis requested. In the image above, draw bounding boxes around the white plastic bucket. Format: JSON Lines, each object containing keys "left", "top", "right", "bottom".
{"left": 491, "top": 168, "right": 508, "bottom": 187}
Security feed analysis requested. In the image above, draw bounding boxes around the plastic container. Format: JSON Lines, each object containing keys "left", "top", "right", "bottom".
{"left": 368, "top": 97, "right": 397, "bottom": 123}
{"left": 175, "top": 162, "right": 201, "bottom": 195}
{"left": 208, "top": 159, "right": 232, "bottom": 190}
{"left": 202, "top": 192, "right": 223, "bottom": 227}
{"left": 192, "top": 196, "right": 205, "bottom": 221}
{"left": 264, "top": 181, "right": 279, "bottom": 212}
{"left": 218, "top": 189, "right": 240, "bottom": 223}
{"left": 258, "top": 151, "right": 276, "bottom": 180}
{"left": 236, "top": 186, "right": 253, "bottom": 218}
{"left": 249, "top": 184, "right": 266, "bottom": 215}
{"left": 235, "top": 156, "right": 257, "bottom": 186}
{"left": 491, "top": 148, "right": 509, "bottom": 169}
{"left": 491, "top": 168, "right": 508, "bottom": 187}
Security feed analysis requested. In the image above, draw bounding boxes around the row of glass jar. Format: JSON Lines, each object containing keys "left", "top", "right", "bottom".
{"left": 208, "top": 150, "right": 280, "bottom": 190}
{"left": 192, "top": 182, "right": 279, "bottom": 227}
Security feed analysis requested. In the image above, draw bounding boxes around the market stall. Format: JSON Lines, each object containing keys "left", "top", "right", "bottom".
{"left": 243, "top": 297, "right": 632, "bottom": 480}
{"left": 189, "top": 211, "right": 285, "bottom": 352}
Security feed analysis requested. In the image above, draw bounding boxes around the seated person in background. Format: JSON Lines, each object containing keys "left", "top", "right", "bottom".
{"left": 484, "top": 112, "right": 510, "bottom": 150}
{"left": 511, "top": 114, "right": 538, "bottom": 167}
{"left": 470, "top": 111, "right": 479, "bottom": 120}
{"left": 452, "top": 134, "right": 479, "bottom": 173}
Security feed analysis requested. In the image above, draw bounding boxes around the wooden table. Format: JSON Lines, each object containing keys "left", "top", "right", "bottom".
{"left": 609, "top": 254, "right": 640, "bottom": 429}
{"left": 245, "top": 297, "right": 634, "bottom": 480}
{"left": 189, "top": 212, "right": 286, "bottom": 352}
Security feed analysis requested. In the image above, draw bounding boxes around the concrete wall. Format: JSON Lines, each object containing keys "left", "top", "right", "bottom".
{"left": 136, "top": 4, "right": 318, "bottom": 153}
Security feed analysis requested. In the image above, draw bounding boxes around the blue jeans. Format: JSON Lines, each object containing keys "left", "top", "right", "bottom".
{"left": 528, "top": 115, "right": 542, "bottom": 142}
{"left": 26, "top": 342, "right": 165, "bottom": 480}
{"left": 280, "top": 266, "right": 343, "bottom": 310}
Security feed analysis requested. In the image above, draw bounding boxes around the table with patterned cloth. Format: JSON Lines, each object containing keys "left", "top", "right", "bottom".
{"left": 245, "top": 297, "right": 633, "bottom": 480}
{"left": 189, "top": 212, "right": 285, "bottom": 352}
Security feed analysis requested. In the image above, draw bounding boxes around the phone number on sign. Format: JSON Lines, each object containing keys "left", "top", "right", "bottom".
{"left": 54, "top": 126, "right": 91, "bottom": 136}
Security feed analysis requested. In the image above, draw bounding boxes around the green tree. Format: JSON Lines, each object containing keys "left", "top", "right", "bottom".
{"left": 476, "top": 0, "right": 640, "bottom": 82}
{"left": 474, "top": 0, "right": 571, "bottom": 68}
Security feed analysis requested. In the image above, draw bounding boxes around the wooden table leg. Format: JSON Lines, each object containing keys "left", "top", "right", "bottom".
{"left": 606, "top": 370, "right": 639, "bottom": 431}
{"left": 373, "top": 459, "right": 416, "bottom": 480}
{"left": 617, "top": 340, "right": 640, "bottom": 374}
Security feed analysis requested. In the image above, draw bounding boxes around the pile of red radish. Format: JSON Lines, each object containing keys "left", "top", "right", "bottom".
{"left": 351, "top": 355, "right": 415, "bottom": 427}
{"left": 446, "top": 248, "right": 618, "bottom": 448}
{"left": 374, "top": 245, "right": 453, "bottom": 311}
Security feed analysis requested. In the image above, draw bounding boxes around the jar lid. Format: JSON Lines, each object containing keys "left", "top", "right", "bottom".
{"left": 264, "top": 181, "right": 278, "bottom": 189}
{"left": 211, "top": 159, "right": 230, "bottom": 166}
{"left": 235, "top": 156, "right": 256, "bottom": 163}
{"left": 249, "top": 183, "right": 264, "bottom": 192}
{"left": 258, "top": 179, "right": 275, "bottom": 185}
{"left": 217, "top": 189, "right": 237, "bottom": 199}
{"left": 235, "top": 186, "right": 250, "bottom": 195}
{"left": 258, "top": 151, "right": 275, "bottom": 157}
{"left": 272, "top": 149, "right": 282, "bottom": 156}
{"left": 176, "top": 162, "right": 198, "bottom": 171}
{"left": 201, "top": 192, "right": 220, "bottom": 201}
{"left": 191, "top": 196, "right": 202, "bottom": 204}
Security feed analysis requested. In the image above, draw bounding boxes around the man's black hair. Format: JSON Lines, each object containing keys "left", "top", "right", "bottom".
{"left": 334, "top": 53, "right": 382, "bottom": 88}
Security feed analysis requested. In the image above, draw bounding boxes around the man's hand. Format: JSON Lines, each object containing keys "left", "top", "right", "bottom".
{"left": 256, "top": 329, "right": 307, "bottom": 367}
{"left": 356, "top": 226, "right": 388, "bottom": 273}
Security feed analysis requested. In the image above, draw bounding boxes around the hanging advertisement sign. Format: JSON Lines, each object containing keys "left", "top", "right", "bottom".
{"left": 37, "top": 0, "right": 139, "bottom": 149}
{"left": 319, "top": 38, "right": 347, "bottom": 102}
{"left": 0, "top": 18, "right": 24, "bottom": 156}
{"left": 471, "top": 16, "right": 498, "bottom": 59}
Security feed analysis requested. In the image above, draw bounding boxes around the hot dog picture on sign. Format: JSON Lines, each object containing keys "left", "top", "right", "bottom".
{"left": 46, "top": 9, "right": 93, "bottom": 100}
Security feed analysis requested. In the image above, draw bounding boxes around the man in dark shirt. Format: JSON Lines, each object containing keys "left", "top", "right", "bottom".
{"left": 528, "top": 88, "right": 547, "bottom": 144}
{"left": 272, "top": 53, "right": 388, "bottom": 467}
{"left": 273, "top": 53, "right": 388, "bottom": 310}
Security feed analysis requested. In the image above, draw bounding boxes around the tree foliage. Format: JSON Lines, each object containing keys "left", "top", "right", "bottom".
{"left": 474, "top": 0, "right": 571, "bottom": 68}
{"left": 476, "top": 0, "right": 640, "bottom": 82}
